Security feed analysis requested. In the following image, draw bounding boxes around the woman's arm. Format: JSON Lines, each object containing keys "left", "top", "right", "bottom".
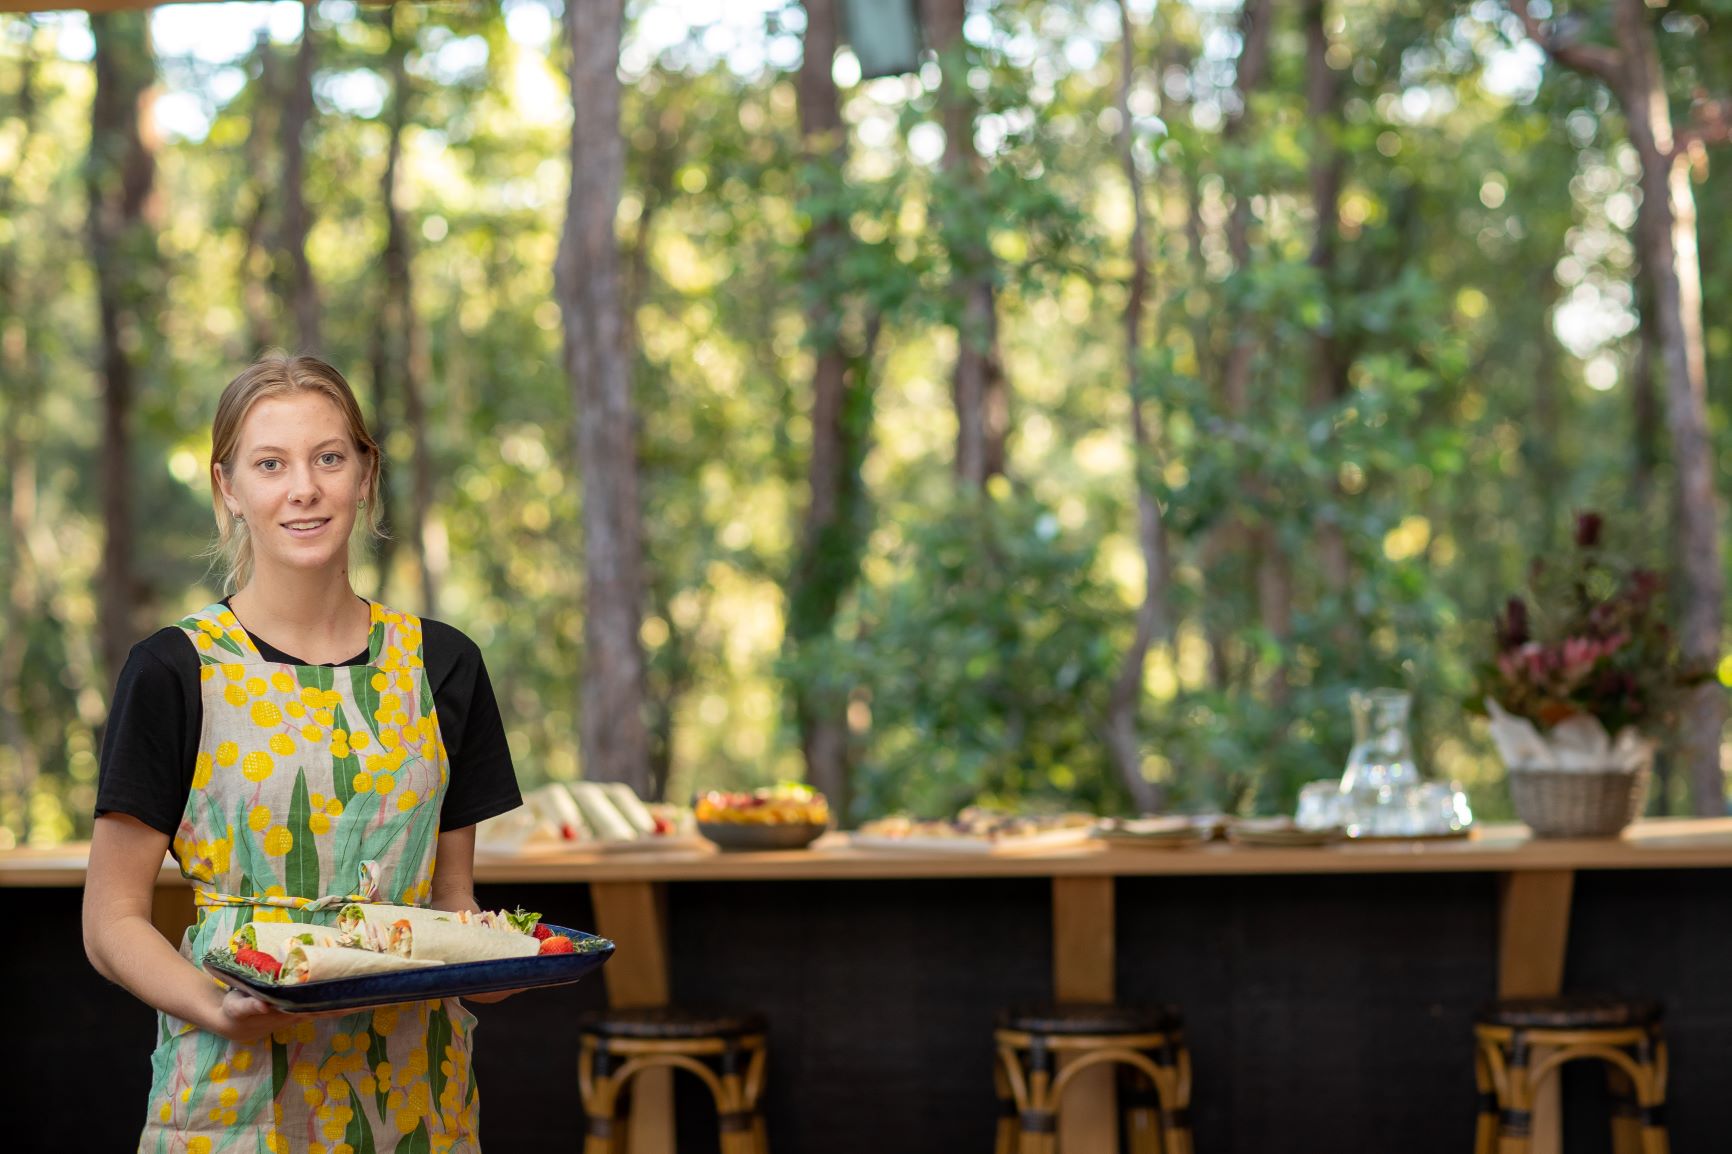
{"left": 429, "top": 824, "right": 481, "bottom": 913}
{"left": 83, "top": 813, "right": 319, "bottom": 1042}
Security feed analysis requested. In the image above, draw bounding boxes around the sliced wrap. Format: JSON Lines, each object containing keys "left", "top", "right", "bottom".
{"left": 281, "top": 943, "right": 437, "bottom": 983}
{"left": 602, "top": 782, "right": 657, "bottom": 835}
{"left": 386, "top": 918, "right": 540, "bottom": 963}
{"left": 571, "top": 782, "right": 637, "bottom": 841}
{"left": 229, "top": 921, "right": 341, "bottom": 962}
{"left": 337, "top": 902, "right": 465, "bottom": 942}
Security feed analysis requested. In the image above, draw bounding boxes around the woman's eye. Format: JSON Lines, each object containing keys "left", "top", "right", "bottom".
{"left": 319, "top": 453, "right": 343, "bottom": 466}
{"left": 258, "top": 459, "right": 281, "bottom": 472}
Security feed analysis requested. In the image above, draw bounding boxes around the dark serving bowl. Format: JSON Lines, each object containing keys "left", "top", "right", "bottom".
{"left": 696, "top": 820, "right": 829, "bottom": 852}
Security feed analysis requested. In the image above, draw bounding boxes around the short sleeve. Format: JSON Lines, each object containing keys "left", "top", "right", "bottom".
{"left": 95, "top": 629, "right": 202, "bottom": 836}
{"left": 421, "top": 619, "right": 522, "bottom": 830}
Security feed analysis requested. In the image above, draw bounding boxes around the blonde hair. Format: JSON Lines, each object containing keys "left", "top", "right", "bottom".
{"left": 209, "top": 352, "right": 385, "bottom": 592}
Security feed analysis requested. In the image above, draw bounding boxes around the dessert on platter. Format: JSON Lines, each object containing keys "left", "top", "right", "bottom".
{"left": 852, "top": 807, "right": 1096, "bottom": 854}
{"left": 695, "top": 784, "right": 831, "bottom": 850}
{"left": 203, "top": 904, "right": 612, "bottom": 1011}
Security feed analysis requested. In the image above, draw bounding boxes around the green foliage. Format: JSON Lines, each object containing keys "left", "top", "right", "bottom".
{"left": 789, "top": 489, "right": 1128, "bottom": 822}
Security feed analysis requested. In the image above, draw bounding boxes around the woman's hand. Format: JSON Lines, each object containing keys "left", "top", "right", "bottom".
{"left": 463, "top": 988, "right": 524, "bottom": 1004}
{"left": 210, "top": 989, "right": 352, "bottom": 1043}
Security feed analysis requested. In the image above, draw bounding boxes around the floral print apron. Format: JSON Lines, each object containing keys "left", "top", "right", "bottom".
{"left": 139, "top": 601, "right": 480, "bottom": 1154}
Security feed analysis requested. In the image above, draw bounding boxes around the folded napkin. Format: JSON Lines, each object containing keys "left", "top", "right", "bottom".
{"left": 1485, "top": 700, "right": 1654, "bottom": 772}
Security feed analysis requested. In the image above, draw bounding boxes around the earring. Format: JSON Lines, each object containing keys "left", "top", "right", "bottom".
{"left": 358, "top": 499, "right": 366, "bottom": 508}
{"left": 233, "top": 513, "right": 245, "bottom": 524}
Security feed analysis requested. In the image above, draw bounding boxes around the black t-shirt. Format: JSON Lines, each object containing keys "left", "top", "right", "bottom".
{"left": 95, "top": 605, "right": 522, "bottom": 836}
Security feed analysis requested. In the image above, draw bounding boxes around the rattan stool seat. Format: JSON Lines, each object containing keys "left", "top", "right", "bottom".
{"left": 1472, "top": 993, "right": 1669, "bottom": 1154}
{"left": 578, "top": 1006, "right": 767, "bottom": 1040}
{"left": 998, "top": 1002, "right": 1182, "bottom": 1036}
{"left": 994, "top": 1002, "right": 1193, "bottom": 1154}
{"left": 1476, "top": 994, "right": 1661, "bottom": 1030}
{"left": 579, "top": 1007, "right": 770, "bottom": 1154}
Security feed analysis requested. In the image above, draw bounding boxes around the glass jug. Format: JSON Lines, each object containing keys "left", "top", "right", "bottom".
{"left": 1338, "top": 688, "right": 1420, "bottom": 836}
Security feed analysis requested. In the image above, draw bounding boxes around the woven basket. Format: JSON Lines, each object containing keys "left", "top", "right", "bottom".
{"left": 1507, "top": 764, "right": 1650, "bottom": 838}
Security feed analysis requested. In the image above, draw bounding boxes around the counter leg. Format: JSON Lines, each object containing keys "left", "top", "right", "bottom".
{"left": 1498, "top": 869, "right": 1575, "bottom": 1154}
{"left": 591, "top": 880, "right": 673, "bottom": 1154}
{"left": 1053, "top": 875, "right": 1116, "bottom": 1152}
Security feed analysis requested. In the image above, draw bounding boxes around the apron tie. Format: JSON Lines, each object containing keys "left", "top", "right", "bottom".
{"left": 194, "top": 858, "right": 384, "bottom": 913}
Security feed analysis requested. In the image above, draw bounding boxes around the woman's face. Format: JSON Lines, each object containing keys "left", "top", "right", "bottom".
{"left": 215, "top": 391, "right": 369, "bottom": 581}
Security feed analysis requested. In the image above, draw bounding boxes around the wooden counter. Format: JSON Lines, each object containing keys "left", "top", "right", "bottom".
{"left": 11, "top": 818, "right": 1732, "bottom": 887}
{"left": 17, "top": 818, "right": 1731, "bottom": 1154}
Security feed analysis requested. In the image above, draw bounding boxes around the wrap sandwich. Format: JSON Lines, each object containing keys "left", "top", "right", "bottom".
{"left": 229, "top": 921, "right": 344, "bottom": 961}
{"left": 281, "top": 943, "right": 437, "bottom": 983}
{"left": 384, "top": 917, "right": 540, "bottom": 963}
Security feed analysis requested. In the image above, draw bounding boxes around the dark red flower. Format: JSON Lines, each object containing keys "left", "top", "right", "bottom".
{"left": 1574, "top": 511, "right": 1604, "bottom": 549}
{"left": 1495, "top": 597, "right": 1530, "bottom": 650}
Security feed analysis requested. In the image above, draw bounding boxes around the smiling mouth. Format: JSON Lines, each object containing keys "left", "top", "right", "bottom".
{"left": 283, "top": 519, "right": 330, "bottom": 533}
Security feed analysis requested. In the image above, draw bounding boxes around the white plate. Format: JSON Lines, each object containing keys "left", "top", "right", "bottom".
{"left": 584, "top": 834, "right": 710, "bottom": 854}
{"left": 1227, "top": 820, "right": 1345, "bottom": 848}
{"left": 849, "top": 827, "right": 1096, "bottom": 855}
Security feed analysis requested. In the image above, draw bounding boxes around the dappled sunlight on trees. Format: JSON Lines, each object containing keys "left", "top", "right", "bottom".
{"left": 0, "top": 0, "right": 1728, "bottom": 846}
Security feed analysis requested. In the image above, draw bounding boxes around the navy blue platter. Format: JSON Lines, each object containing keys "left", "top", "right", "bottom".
{"left": 202, "top": 924, "right": 614, "bottom": 1013}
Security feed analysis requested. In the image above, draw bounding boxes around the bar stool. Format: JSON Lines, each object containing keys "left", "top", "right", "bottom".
{"left": 1473, "top": 995, "right": 1669, "bottom": 1154}
{"left": 577, "top": 1007, "right": 769, "bottom": 1154}
{"left": 994, "top": 1002, "right": 1194, "bottom": 1154}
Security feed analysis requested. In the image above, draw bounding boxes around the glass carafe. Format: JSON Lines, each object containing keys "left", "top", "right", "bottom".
{"left": 1338, "top": 688, "right": 1420, "bottom": 836}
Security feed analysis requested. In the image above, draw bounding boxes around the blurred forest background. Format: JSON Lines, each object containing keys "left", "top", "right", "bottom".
{"left": 1, "top": 0, "right": 1729, "bottom": 847}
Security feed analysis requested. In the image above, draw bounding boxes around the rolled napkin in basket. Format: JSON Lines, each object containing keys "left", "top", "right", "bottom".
{"left": 1485, "top": 701, "right": 1655, "bottom": 772}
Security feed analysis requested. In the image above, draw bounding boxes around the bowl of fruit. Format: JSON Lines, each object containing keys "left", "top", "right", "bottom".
{"left": 695, "top": 784, "right": 831, "bottom": 851}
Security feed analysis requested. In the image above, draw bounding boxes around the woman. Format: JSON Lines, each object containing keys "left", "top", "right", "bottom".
{"left": 84, "top": 353, "right": 522, "bottom": 1152}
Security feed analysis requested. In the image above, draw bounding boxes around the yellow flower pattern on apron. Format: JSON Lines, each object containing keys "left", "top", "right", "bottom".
{"left": 140, "top": 602, "right": 480, "bottom": 1154}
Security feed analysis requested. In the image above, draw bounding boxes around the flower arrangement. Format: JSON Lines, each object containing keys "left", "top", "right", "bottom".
{"left": 1473, "top": 512, "right": 1687, "bottom": 771}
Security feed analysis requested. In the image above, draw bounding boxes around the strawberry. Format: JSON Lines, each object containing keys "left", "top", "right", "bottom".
{"left": 531, "top": 923, "right": 554, "bottom": 941}
{"left": 652, "top": 815, "right": 672, "bottom": 835}
{"left": 538, "top": 935, "right": 575, "bottom": 955}
{"left": 234, "top": 947, "right": 282, "bottom": 979}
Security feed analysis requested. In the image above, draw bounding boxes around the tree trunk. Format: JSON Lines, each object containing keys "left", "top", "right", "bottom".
{"left": 1217, "top": 0, "right": 1286, "bottom": 696}
{"left": 369, "top": 8, "right": 438, "bottom": 614}
{"left": 0, "top": 42, "right": 43, "bottom": 842}
{"left": 1303, "top": 0, "right": 1351, "bottom": 605}
{"left": 558, "top": 0, "right": 652, "bottom": 797}
{"left": 1219, "top": 0, "right": 1272, "bottom": 414}
{"left": 1612, "top": 0, "right": 1725, "bottom": 813}
{"left": 787, "top": 0, "right": 877, "bottom": 818}
{"left": 1102, "top": 0, "right": 1167, "bottom": 815}
{"left": 1630, "top": 272, "right": 1660, "bottom": 519}
{"left": 922, "top": 0, "right": 1008, "bottom": 486}
{"left": 87, "top": 11, "right": 157, "bottom": 690}
{"left": 279, "top": 1, "right": 320, "bottom": 351}
{"left": 240, "top": 29, "right": 276, "bottom": 354}
{"left": 1529, "top": 271, "right": 1563, "bottom": 544}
